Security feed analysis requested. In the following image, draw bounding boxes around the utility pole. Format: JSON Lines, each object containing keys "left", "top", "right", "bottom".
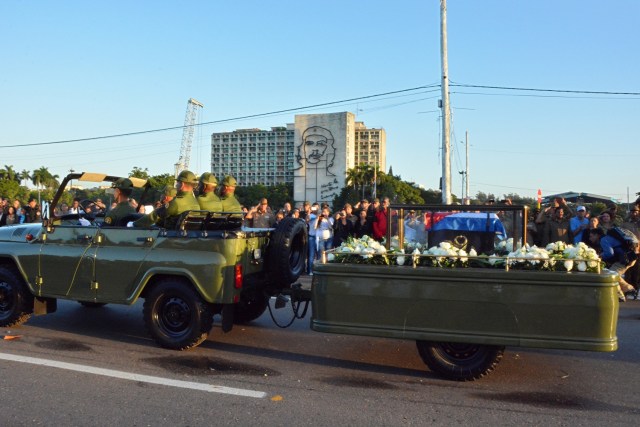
{"left": 440, "top": 0, "right": 452, "bottom": 204}
{"left": 465, "top": 131, "right": 470, "bottom": 204}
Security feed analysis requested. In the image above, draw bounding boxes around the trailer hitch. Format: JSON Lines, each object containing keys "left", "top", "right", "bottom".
{"left": 268, "top": 283, "right": 312, "bottom": 328}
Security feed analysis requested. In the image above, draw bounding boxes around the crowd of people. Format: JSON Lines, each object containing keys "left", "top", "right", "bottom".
{"left": 0, "top": 198, "right": 43, "bottom": 225}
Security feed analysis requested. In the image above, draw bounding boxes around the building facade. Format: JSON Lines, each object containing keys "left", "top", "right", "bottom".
{"left": 210, "top": 125, "right": 295, "bottom": 186}
{"left": 210, "top": 112, "right": 386, "bottom": 204}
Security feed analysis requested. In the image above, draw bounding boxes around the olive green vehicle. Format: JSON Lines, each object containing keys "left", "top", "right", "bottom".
{"left": 311, "top": 204, "right": 620, "bottom": 381}
{"left": 0, "top": 172, "right": 307, "bottom": 350}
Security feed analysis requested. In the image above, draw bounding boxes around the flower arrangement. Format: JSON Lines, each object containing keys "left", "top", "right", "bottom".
{"left": 327, "top": 236, "right": 603, "bottom": 274}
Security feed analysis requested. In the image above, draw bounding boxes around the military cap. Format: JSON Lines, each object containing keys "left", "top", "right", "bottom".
{"left": 199, "top": 172, "right": 218, "bottom": 186}
{"left": 176, "top": 170, "right": 198, "bottom": 185}
{"left": 163, "top": 186, "right": 177, "bottom": 197}
{"left": 222, "top": 175, "right": 238, "bottom": 187}
{"left": 112, "top": 178, "right": 134, "bottom": 191}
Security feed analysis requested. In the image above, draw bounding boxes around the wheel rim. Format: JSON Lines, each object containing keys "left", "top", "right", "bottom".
{"left": 435, "top": 343, "right": 483, "bottom": 363}
{"left": 156, "top": 296, "right": 192, "bottom": 337}
{"left": 0, "top": 282, "right": 15, "bottom": 320}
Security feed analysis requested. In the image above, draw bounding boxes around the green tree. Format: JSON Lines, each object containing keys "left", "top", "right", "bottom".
{"left": 130, "top": 167, "right": 150, "bottom": 179}
{"left": 20, "top": 169, "right": 30, "bottom": 187}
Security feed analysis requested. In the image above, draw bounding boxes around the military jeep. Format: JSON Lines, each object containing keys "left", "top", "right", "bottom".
{"left": 0, "top": 172, "right": 307, "bottom": 350}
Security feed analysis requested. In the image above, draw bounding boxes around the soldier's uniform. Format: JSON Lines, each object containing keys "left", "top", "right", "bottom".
{"left": 219, "top": 175, "right": 242, "bottom": 212}
{"left": 103, "top": 178, "right": 135, "bottom": 226}
{"left": 133, "top": 171, "right": 200, "bottom": 229}
{"left": 197, "top": 173, "right": 223, "bottom": 212}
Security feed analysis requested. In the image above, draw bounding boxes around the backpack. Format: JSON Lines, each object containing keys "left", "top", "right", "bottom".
{"left": 606, "top": 226, "right": 639, "bottom": 265}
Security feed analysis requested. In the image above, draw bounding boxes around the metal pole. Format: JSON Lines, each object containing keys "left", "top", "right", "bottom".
{"left": 440, "top": 0, "right": 452, "bottom": 204}
{"left": 465, "top": 131, "right": 469, "bottom": 204}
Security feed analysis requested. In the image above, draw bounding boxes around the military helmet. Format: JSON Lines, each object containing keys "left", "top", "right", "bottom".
{"left": 163, "top": 185, "right": 177, "bottom": 198}
{"left": 176, "top": 170, "right": 198, "bottom": 185}
{"left": 222, "top": 175, "right": 238, "bottom": 187}
{"left": 112, "top": 178, "right": 134, "bottom": 191}
{"left": 199, "top": 172, "right": 218, "bottom": 186}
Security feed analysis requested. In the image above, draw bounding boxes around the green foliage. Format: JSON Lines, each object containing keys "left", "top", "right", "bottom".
{"left": 235, "top": 183, "right": 293, "bottom": 210}
{"left": 419, "top": 188, "right": 443, "bottom": 204}
{"left": 0, "top": 180, "right": 28, "bottom": 201}
{"left": 130, "top": 167, "right": 150, "bottom": 179}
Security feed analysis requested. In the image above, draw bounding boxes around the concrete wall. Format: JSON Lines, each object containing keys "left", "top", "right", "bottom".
{"left": 293, "top": 112, "right": 355, "bottom": 204}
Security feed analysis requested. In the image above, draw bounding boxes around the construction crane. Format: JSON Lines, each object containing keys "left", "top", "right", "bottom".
{"left": 174, "top": 98, "right": 204, "bottom": 178}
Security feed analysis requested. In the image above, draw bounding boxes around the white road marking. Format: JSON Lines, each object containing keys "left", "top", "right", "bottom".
{"left": 0, "top": 352, "right": 266, "bottom": 398}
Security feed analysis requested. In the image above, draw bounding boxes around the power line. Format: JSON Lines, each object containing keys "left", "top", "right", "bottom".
{"left": 0, "top": 85, "right": 438, "bottom": 149}
{"left": 450, "top": 82, "right": 640, "bottom": 96}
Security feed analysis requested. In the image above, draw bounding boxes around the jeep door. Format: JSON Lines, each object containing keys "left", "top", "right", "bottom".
{"left": 38, "top": 225, "right": 99, "bottom": 300}
{"left": 92, "top": 228, "right": 158, "bottom": 303}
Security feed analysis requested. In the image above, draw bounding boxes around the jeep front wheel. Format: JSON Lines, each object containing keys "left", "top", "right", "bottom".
{"left": 0, "top": 266, "right": 33, "bottom": 327}
{"left": 143, "top": 280, "right": 213, "bottom": 350}
{"left": 416, "top": 341, "right": 504, "bottom": 381}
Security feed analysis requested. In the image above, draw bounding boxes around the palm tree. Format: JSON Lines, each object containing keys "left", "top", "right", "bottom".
{"left": 20, "top": 169, "right": 30, "bottom": 187}
{"left": 32, "top": 166, "right": 53, "bottom": 204}
{"left": 3, "top": 165, "right": 18, "bottom": 182}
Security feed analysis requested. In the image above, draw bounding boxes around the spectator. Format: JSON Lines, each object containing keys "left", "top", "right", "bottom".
{"left": 291, "top": 208, "right": 300, "bottom": 219}
{"left": 372, "top": 197, "right": 389, "bottom": 242}
{"left": 343, "top": 203, "right": 357, "bottom": 225}
{"left": 569, "top": 205, "right": 589, "bottom": 244}
{"left": 306, "top": 203, "right": 319, "bottom": 275}
{"left": 588, "top": 228, "right": 638, "bottom": 301}
{"left": 354, "top": 208, "right": 372, "bottom": 238}
{"left": 0, "top": 206, "right": 5, "bottom": 227}
{"left": 622, "top": 206, "right": 640, "bottom": 289}
{"left": 314, "top": 206, "right": 334, "bottom": 254}
{"left": 582, "top": 216, "right": 602, "bottom": 248}
{"left": 4, "top": 206, "right": 17, "bottom": 225}
{"left": 405, "top": 209, "right": 426, "bottom": 243}
{"left": 23, "top": 198, "right": 40, "bottom": 223}
{"left": 245, "top": 198, "right": 275, "bottom": 228}
{"left": 282, "top": 202, "right": 292, "bottom": 217}
{"left": 599, "top": 211, "right": 614, "bottom": 232}
{"left": 332, "top": 208, "right": 354, "bottom": 247}
{"left": 299, "top": 201, "right": 311, "bottom": 221}
{"left": 69, "top": 198, "right": 82, "bottom": 214}
{"left": 542, "top": 206, "right": 571, "bottom": 246}
{"left": 275, "top": 210, "right": 285, "bottom": 226}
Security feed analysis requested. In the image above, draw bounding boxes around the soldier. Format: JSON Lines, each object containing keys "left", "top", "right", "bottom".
{"left": 103, "top": 178, "right": 135, "bottom": 226}
{"left": 219, "top": 175, "right": 242, "bottom": 212}
{"left": 132, "top": 170, "right": 200, "bottom": 228}
{"left": 197, "top": 172, "right": 222, "bottom": 212}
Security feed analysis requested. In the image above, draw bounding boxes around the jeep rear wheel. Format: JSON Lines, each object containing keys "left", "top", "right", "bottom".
{"left": 416, "top": 341, "right": 504, "bottom": 381}
{"left": 0, "top": 266, "right": 33, "bottom": 327}
{"left": 143, "top": 280, "right": 213, "bottom": 350}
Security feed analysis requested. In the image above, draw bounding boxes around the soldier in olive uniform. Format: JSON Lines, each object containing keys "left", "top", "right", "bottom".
{"left": 219, "top": 175, "right": 242, "bottom": 212}
{"left": 103, "top": 178, "right": 136, "bottom": 226}
{"left": 197, "top": 172, "right": 223, "bottom": 212}
{"left": 133, "top": 170, "right": 200, "bottom": 228}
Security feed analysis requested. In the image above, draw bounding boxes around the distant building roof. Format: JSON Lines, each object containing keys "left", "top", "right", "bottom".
{"left": 542, "top": 191, "right": 619, "bottom": 204}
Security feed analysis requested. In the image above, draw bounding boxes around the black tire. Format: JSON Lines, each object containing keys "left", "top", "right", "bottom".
{"left": 268, "top": 217, "right": 307, "bottom": 284}
{"left": 0, "top": 266, "right": 33, "bottom": 327}
{"left": 143, "top": 279, "right": 213, "bottom": 350}
{"left": 78, "top": 301, "right": 108, "bottom": 308}
{"left": 234, "top": 290, "right": 269, "bottom": 324}
{"left": 416, "top": 341, "right": 504, "bottom": 381}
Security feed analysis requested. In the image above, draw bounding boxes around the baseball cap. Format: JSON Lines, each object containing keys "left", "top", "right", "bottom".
{"left": 577, "top": 205, "right": 586, "bottom": 212}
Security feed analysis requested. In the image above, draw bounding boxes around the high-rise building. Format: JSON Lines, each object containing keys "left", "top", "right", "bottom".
{"left": 210, "top": 112, "right": 386, "bottom": 203}
{"left": 210, "top": 125, "right": 295, "bottom": 186}
{"left": 354, "top": 121, "right": 386, "bottom": 172}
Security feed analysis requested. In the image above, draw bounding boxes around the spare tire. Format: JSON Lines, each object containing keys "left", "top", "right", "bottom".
{"left": 268, "top": 217, "right": 308, "bottom": 284}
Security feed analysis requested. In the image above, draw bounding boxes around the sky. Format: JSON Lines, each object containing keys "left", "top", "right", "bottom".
{"left": 1, "top": 1, "right": 638, "bottom": 203}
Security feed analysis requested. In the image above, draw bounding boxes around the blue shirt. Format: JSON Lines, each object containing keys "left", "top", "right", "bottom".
{"left": 569, "top": 216, "right": 589, "bottom": 244}
{"left": 600, "top": 235, "right": 621, "bottom": 262}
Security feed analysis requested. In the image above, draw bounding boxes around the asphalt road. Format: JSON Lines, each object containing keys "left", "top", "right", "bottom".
{"left": 1, "top": 290, "right": 639, "bottom": 426}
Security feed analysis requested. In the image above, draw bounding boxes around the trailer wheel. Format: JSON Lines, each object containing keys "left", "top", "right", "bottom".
{"left": 143, "top": 280, "right": 213, "bottom": 350}
{"left": 0, "top": 266, "right": 33, "bottom": 327}
{"left": 268, "top": 217, "right": 307, "bottom": 284}
{"left": 234, "top": 290, "right": 269, "bottom": 324}
{"left": 416, "top": 341, "right": 504, "bottom": 381}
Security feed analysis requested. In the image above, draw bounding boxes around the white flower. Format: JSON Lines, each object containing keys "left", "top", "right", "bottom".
{"left": 459, "top": 249, "right": 468, "bottom": 263}
{"left": 340, "top": 246, "right": 353, "bottom": 253}
{"left": 327, "top": 253, "right": 335, "bottom": 262}
{"left": 439, "top": 241, "right": 452, "bottom": 250}
{"left": 376, "top": 246, "right": 387, "bottom": 255}
{"left": 564, "top": 260, "right": 574, "bottom": 271}
{"left": 397, "top": 255, "right": 406, "bottom": 266}
{"left": 577, "top": 261, "right": 587, "bottom": 272}
{"left": 469, "top": 248, "right": 478, "bottom": 257}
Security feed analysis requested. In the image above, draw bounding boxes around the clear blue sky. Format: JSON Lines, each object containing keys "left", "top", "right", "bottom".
{"left": 1, "top": 1, "right": 638, "bottom": 202}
